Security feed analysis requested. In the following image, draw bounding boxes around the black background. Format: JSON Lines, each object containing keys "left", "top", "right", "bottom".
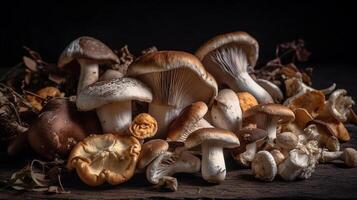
{"left": 0, "top": 0, "right": 356, "bottom": 68}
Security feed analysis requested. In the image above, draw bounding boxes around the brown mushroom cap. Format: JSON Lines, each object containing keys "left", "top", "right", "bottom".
{"left": 294, "top": 108, "right": 313, "bottom": 128}
{"left": 137, "top": 139, "right": 169, "bottom": 170}
{"left": 185, "top": 128, "right": 240, "bottom": 149}
{"left": 58, "top": 36, "right": 119, "bottom": 68}
{"left": 244, "top": 103, "right": 295, "bottom": 124}
{"left": 195, "top": 31, "right": 259, "bottom": 67}
{"left": 236, "top": 127, "right": 268, "bottom": 144}
{"left": 167, "top": 101, "right": 208, "bottom": 141}
{"left": 289, "top": 91, "right": 325, "bottom": 118}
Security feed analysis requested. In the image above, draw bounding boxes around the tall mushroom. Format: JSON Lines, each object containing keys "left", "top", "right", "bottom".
{"left": 195, "top": 31, "right": 273, "bottom": 104}
{"left": 127, "top": 51, "right": 218, "bottom": 137}
{"left": 58, "top": 36, "right": 119, "bottom": 95}
{"left": 185, "top": 128, "right": 240, "bottom": 183}
{"left": 76, "top": 77, "right": 153, "bottom": 134}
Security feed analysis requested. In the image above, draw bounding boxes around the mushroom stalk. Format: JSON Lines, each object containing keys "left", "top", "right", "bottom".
{"left": 96, "top": 101, "right": 132, "bottom": 134}
{"left": 149, "top": 103, "right": 182, "bottom": 138}
{"left": 201, "top": 141, "right": 226, "bottom": 183}
{"left": 77, "top": 59, "right": 99, "bottom": 94}
{"left": 320, "top": 151, "right": 343, "bottom": 163}
{"left": 278, "top": 149, "right": 308, "bottom": 181}
{"left": 240, "top": 143, "right": 257, "bottom": 165}
{"left": 256, "top": 114, "right": 278, "bottom": 142}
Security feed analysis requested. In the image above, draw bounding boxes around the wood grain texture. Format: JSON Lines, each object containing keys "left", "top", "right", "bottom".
{"left": 1, "top": 124, "right": 357, "bottom": 200}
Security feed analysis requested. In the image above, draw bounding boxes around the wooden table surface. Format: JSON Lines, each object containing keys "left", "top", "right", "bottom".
{"left": 1, "top": 65, "right": 357, "bottom": 199}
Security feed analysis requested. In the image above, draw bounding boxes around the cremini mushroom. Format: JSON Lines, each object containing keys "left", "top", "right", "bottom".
{"left": 185, "top": 128, "right": 240, "bottom": 183}
{"left": 319, "top": 148, "right": 357, "bottom": 167}
{"left": 196, "top": 31, "right": 273, "bottom": 104}
{"left": 129, "top": 113, "right": 158, "bottom": 140}
{"left": 137, "top": 139, "right": 169, "bottom": 171}
{"left": 251, "top": 150, "right": 277, "bottom": 181}
{"left": 58, "top": 36, "right": 119, "bottom": 95}
{"left": 76, "top": 77, "right": 153, "bottom": 134}
{"left": 127, "top": 51, "right": 218, "bottom": 137}
{"left": 67, "top": 134, "right": 141, "bottom": 186}
{"left": 167, "top": 101, "right": 212, "bottom": 142}
{"left": 278, "top": 149, "right": 309, "bottom": 181}
{"left": 256, "top": 79, "right": 283, "bottom": 103}
{"left": 146, "top": 151, "right": 200, "bottom": 191}
{"left": 211, "top": 89, "right": 242, "bottom": 132}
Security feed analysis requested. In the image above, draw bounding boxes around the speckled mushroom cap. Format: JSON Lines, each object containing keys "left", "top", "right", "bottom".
{"left": 137, "top": 139, "right": 169, "bottom": 170}
{"left": 76, "top": 77, "right": 153, "bottom": 111}
{"left": 58, "top": 36, "right": 119, "bottom": 67}
{"left": 244, "top": 103, "right": 295, "bottom": 124}
{"left": 195, "top": 31, "right": 259, "bottom": 67}
{"left": 126, "top": 51, "right": 218, "bottom": 106}
{"left": 185, "top": 128, "right": 240, "bottom": 149}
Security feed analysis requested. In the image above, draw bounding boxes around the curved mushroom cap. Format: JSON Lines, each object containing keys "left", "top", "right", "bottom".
{"left": 256, "top": 79, "right": 284, "bottom": 102}
{"left": 58, "top": 36, "right": 119, "bottom": 68}
{"left": 244, "top": 103, "right": 295, "bottom": 124}
{"left": 137, "top": 139, "right": 169, "bottom": 170}
{"left": 129, "top": 113, "right": 158, "bottom": 140}
{"left": 276, "top": 132, "right": 299, "bottom": 150}
{"left": 288, "top": 90, "right": 325, "bottom": 118}
{"left": 328, "top": 89, "right": 355, "bottom": 122}
{"left": 342, "top": 148, "right": 357, "bottom": 167}
{"left": 76, "top": 77, "right": 152, "bottom": 111}
{"left": 308, "top": 119, "right": 340, "bottom": 151}
{"left": 195, "top": 31, "right": 259, "bottom": 67}
{"left": 67, "top": 134, "right": 141, "bottom": 186}
{"left": 236, "top": 127, "right": 268, "bottom": 144}
{"left": 251, "top": 151, "right": 277, "bottom": 181}
{"left": 127, "top": 51, "right": 218, "bottom": 106}
{"left": 294, "top": 108, "right": 313, "bottom": 128}
{"left": 237, "top": 92, "right": 259, "bottom": 113}
{"left": 185, "top": 128, "right": 240, "bottom": 149}
{"left": 167, "top": 101, "right": 208, "bottom": 141}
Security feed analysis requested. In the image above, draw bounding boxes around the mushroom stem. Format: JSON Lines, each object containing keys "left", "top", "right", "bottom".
{"left": 96, "top": 100, "right": 132, "bottom": 134}
{"left": 201, "top": 141, "right": 226, "bottom": 183}
{"left": 320, "top": 150, "right": 343, "bottom": 163}
{"left": 239, "top": 142, "right": 257, "bottom": 165}
{"left": 256, "top": 114, "right": 278, "bottom": 142}
{"left": 278, "top": 149, "right": 308, "bottom": 181}
{"left": 149, "top": 103, "right": 182, "bottom": 138}
{"left": 77, "top": 59, "right": 99, "bottom": 94}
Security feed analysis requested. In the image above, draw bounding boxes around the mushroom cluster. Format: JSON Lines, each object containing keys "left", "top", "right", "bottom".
{"left": 2, "top": 33, "right": 357, "bottom": 191}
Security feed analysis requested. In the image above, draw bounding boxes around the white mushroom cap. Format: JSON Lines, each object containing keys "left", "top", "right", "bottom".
{"left": 211, "top": 89, "right": 242, "bottom": 132}
{"left": 278, "top": 149, "right": 309, "bottom": 181}
{"left": 251, "top": 151, "right": 277, "bottom": 181}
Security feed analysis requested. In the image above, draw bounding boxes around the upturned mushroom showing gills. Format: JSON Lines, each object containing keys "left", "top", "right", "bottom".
{"left": 185, "top": 128, "right": 240, "bottom": 183}
{"left": 67, "top": 134, "right": 141, "bottom": 186}
{"left": 76, "top": 77, "right": 153, "bottom": 134}
{"left": 195, "top": 31, "right": 273, "bottom": 104}
{"left": 58, "top": 36, "right": 119, "bottom": 95}
{"left": 127, "top": 51, "right": 218, "bottom": 138}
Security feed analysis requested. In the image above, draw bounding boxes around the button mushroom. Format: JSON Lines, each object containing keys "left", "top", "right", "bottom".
{"left": 278, "top": 149, "right": 309, "bottom": 181}
{"left": 58, "top": 36, "right": 119, "bottom": 95}
{"left": 211, "top": 89, "right": 242, "bottom": 132}
{"left": 319, "top": 148, "right": 357, "bottom": 167}
{"left": 251, "top": 150, "right": 277, "bottom": 181}
{"left": 196, "top": 31, "right": 273, "bottom": 104}
{"left": 127, "top": 51, "right": 218, "bottom": 137}
{"left": 76, "top": 77, "right": 153, "bottom": 134}
{"left": 67, "top": 134, "right": 141, "bottom": 186}
{"left": 184, "top": 128, "right": 240, "bottom": 183}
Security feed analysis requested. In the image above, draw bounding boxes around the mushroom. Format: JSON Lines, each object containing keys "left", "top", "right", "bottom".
{"left": 129, "top": 113, "right": 158, "bottom": 141}
{"left": 146, "top": 151, "right": 200, "bottom": 191}
{"left": 256, "top": 79, "right": 283, "bottom": 103}
{"left": 286, "top": 90, "right": 325, "bottom": 118}
{"left": 211, "top": 89, "right": 242, "bottom": 132}
{"left": 67, "top": 134, "right": 141, "bottom": 186}
{"left": 28, "top": 99, "right": 101, "bottom": 160}
{"left": 244, "top": 104, "right": 295, "bottom": 143}
{"left": 308, "top": 119, "right": 340, "bottom": 151}
{"left": 278, "top": 149, "right": 309, "bottom": 181}
{"left": 319, "top": 148, "right": 357, "bottom": 167}
{"left": 184, "top": 128, "right": 240, "bottom": 183}
{"left": 137, "top": 139, "right": 169, "bottom": 171}
{"left": 236, "top": 92, "right": 259, "bottom": 128}
{"left": 26, "top": 86, "right": 62, "bottom": 111}
{"left": 76, "top": 77, "right": 153, "bottom": 134}
{"left": 233, "top": 127, "right": 268, "bottom": 167}
{"left": 58, "top": 36, "right": 119, "bottom": 95}
{"left": 196, "top": 31, "right": 273, "bottom": 104}
{"left": 319, "top": 89, "right": 355, "bottom": 123}
{"left": 167, "top": 101, "right": 212, "bottom": 142}
{"left": 251, "top": 150, "right": 277, "bottom": 181}
{"left": 99, "top": 69, "right": 124, "bottom": 81}
{"left": 127, "top": 51, "right": 218, "bottom": 137}
{"left": 282, "top": 108, "right": 313, "bottom": 136}
{"left": 270, "top": 149, "right": 285, "bottom": 165}
{"left": 276, "top": 132, "right": 300, "bottom": 150}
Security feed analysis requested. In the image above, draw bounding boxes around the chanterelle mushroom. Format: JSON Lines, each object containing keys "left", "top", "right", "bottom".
{"left": 196, "top": 31, "right": 273, "bottom": 104}
{"left": 67, "top": 134, "right": 141, "bottom": 186}
{"left": 251, "top": 150, "right": 277, "bottom": 181}
{"left": 58, "top": 36, "right": 119, "bottom": 95}
{"left": 127, "top": 51, "right": 218, "bottom": 137}
{"left": 211, "top": 89, "right": 242, "bottom": 132}
{"left": 76, "top": 77, "right": 153, "bottom": 134}
{"left": 185, "top": 128, "right": 240, "bottom": 183}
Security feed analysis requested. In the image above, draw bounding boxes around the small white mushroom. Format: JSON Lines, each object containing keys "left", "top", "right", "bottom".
{"left": 251, "top": 151, "right": 277, "bottom": 181}
{"left": 319, "top": 148, "right": 357, "bottom": 167}
{"left": 278, "top": 149, "right": 309, "bottom": 181}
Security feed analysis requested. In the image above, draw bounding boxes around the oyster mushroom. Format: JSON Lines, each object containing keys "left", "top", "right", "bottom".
{"left": 67, "top": 134, "right": 141, "bottom": 186}
{"left": 256, "top": 79, "right": 283, "bottom": 103}
{"left": 185, "top": 128, "right": 240, "bottom": 183}
{"left": 319, "top": 148, "right": 357, "bottom": 167}
{"left": 211, "top": 89, "right": 242, "bottom": 132}
{"left": 58, "top": 36, "right": 119, "bottom": 95}
{"left": 127, "top": 51, "right": 218, "bottom": 137}
{"left": 251, "top": 150, "right": 277, "bottom": 181}
{"left": 137, "top": 139, "right": 169, "bottom": 171}
{"left": 76, "top": 77, "right": 153, "bottom": 134}
{"left": 167, "top": 101, "right": 212, "bottom": 142}
{"left": 278, "top": 149, "right": 309, "bottom": 181}
{"left": 196, "top": 31, "right": 273, "bottom": 104}
{"left": 146, "top": 151, "right": 200, "bottom": 191}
